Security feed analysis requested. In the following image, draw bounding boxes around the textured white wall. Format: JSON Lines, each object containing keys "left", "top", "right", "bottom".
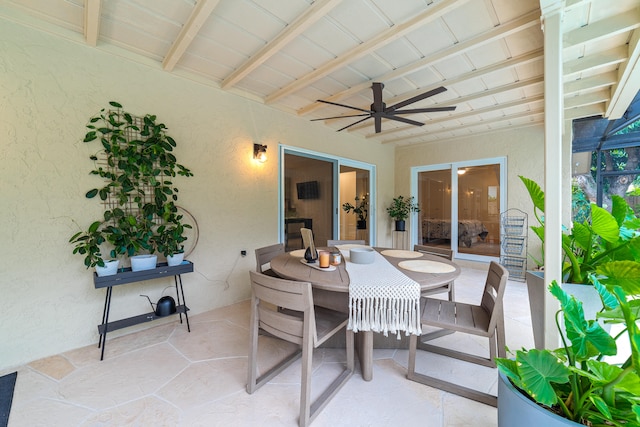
{"left": 0, "top": 19, "right": 397, "bottom": 370}
{"left": 394, "top": 126, "right": 546, "bottom": 266}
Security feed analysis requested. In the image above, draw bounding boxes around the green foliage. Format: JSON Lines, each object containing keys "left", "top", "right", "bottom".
{"left": 497, "top": 274, "right": 640, "bottom": 425}
{"left": 385, "top": 195, "right": 420, "bottom": 221}
{"left": 519, "top": 175, "right": 640, "bottom": 283}
{"left": 70, "top": 102, "right": 193, "bottom": 268}
{"left": 343, "top": 195, "right": 368, "bottom": 221}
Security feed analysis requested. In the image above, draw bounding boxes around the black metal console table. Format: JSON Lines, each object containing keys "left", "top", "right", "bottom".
{"left": 93, "top": 261, "right": 194, "bottom": 360}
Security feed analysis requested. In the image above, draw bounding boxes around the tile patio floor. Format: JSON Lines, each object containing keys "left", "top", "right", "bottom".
{"left": 4, "top": 266, "right": 533, "bottom": 426}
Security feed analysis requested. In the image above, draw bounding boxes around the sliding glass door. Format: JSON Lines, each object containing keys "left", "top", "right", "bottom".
{"left": 281, "top": 146, "right": 375, "bottom": 248}
{"left": 413, "top": 158, "right": 505, "bottom": 261}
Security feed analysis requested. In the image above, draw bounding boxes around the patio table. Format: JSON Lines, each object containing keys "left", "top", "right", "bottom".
{"left": 269, "top": 246, "right": 461, "bottom": 381}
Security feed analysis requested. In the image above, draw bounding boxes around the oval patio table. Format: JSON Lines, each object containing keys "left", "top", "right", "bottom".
{"left": 269, "top": 247, "right": 461, "bottom": 381}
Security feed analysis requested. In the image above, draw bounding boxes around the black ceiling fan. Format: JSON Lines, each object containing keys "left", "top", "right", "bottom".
{"left": 311, "top": 83, "right": 456, "bottom": 133}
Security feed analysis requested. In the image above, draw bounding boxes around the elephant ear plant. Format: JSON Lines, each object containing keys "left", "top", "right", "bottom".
{"left": 70, "top": 101, "right": 193, "bottom": 268}
{"left": 519, "top": 175, "right": 640, "bottom": 283}
{"left": 497, "top": 264, "right": 640, "bottom": 425}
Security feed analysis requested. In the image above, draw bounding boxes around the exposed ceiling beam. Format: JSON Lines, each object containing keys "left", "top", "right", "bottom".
{"left": 381, "top": 108, "right": 544, "bottom": 144}
{"left": 265, "top": 0, "right": 472, "bottom": 104}
{"left": 83, "top": 0, "right": 101, "bottom": 47}
{"left": 564, "top": 89, "right": 610, "bottom": 109}
{"left": 564, "top": 103, "right": 606, "bottom": 120}
{"left": 564, "top": 71, "right": 618, "bottom": 96}
{"left": 298, "top": 9, "right": 541, "bottom": 116}
{"left": 563, "top": 9, "right": 640, "bottom": 48}
{"left": 221, "top": 0, "right": 343, "bottom": 89}
{"left": 162, "top": 0, "right": 221, "bottom": 71}
{"left": 564, "top": 46, "right": 628, "bottom": 78}
{"left": 606, "top": 28, "right": 640, "bottom": 118}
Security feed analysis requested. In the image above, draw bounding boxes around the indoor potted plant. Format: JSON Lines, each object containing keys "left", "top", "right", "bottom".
{"left": 343, "top": 195, "right": 368, "bottom": 229}
{"left": 496, "top": 265, "right": 640, "bottom": 426}
{"left": 386, "top": 195, "right": 420, "bottom": 231}
{"left": 70, "top": 101, "right": 193, "bottom": 273}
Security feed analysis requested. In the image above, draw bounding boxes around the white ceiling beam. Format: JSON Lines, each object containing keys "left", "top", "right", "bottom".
{"left": 380, "top": 107, "right": 544, "bottom": 144}
{"left": 563, "top": 71, "right": 618, "bottom": 96}
{"left": 606, "top": 28, "right": 640, "bottom": 118}
{"left": 83, "top": 0, "right": 101, "bottom": 46}
{"left": 162, "top": 0, "right": 221, "bottom": 71}
{"left": 221, "top": 0, "right": 343, "bottom": 90}
{"left": 266, "top": 0, "right": 473, "bottom": 104}
{"left": 564, "top": 103, "right": 606, "bottom": 120}
{"left": 564, "top": 89, "right": 610, "bottom": 109}
{"left": 564, "top": 9, "right": 640, "bottom": 48}
{"left": 298, "top": 9, "right": 541, "bottom": 115}
{"left": 564, "top": 46, "right": 628, "bottom": 78}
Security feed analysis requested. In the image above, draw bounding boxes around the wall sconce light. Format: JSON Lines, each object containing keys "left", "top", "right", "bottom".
{"left": 253, "top": 143, "right": 267, "bottom": 163}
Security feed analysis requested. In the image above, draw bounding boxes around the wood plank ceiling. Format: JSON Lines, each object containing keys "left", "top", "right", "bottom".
{"left": 2, "top": 0, "right": 639, "bottom": 146}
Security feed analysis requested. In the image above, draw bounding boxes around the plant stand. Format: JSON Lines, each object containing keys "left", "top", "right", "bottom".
{"left": 499, "top": 209, "right": 527, "bottom": 282}
{"left": 93, "top": 261, "right": 194, "bottom": 360}
{"left": 392, "top": 230, "right": 408, "bottom": 250}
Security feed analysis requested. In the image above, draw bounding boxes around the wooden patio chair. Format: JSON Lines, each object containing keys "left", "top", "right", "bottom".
{"left": 255, "top": 243, "right": 285, "bottom": 277}
{"left": 247, "top": 271, "right": 355, "bottom": 427}
{"left": 413, "top": 244, "right": 455, "bottom": 300}
{"left": 407, "top": 261, "right": 509, "bottom": 407}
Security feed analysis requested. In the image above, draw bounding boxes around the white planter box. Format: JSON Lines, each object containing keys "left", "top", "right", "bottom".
{"left": 167, "top": 252, "right": 184, "bottom": 266}
{"left": 95, "top": 259, "right": 119, "bottom": 277}
{"left": 130, "top": 255, "right": 157, "bottom": 272}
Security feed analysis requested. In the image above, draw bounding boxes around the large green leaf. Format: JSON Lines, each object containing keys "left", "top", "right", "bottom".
{"left": 550, "top": 281, "right": 616, "bottom": 359}
{"left": 591, "top": 204, "right": 621, "bottom": 244}
{"left": 571, "top": 222, "right": 593, "bottom": 251}
{"left": 519, "top": 175, "right": 544, "bottom": 213}
{"left": 516, "top": 349, "right": 569, "bottom": 406}
{"left": 611, "top": 195, "right": 629, "bottom": 226}
{"left": 597, "top": 261, "right": 640, "bottom": 296}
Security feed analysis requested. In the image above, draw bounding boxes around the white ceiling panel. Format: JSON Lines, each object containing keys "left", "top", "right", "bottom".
{"left": 2, "top": 0, "right": 638, "bottom": 144}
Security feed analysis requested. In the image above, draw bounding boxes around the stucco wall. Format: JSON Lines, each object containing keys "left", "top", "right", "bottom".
{"left": 0, "top": 20, "right": 397, "bottom": 370}
{"left": 394, "top": 126, "right": 546, "bottom": 266}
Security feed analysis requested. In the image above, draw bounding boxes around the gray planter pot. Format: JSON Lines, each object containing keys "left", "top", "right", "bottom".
{"left": 498, "top": 371, "right": 581, "bottom": 426}
{"left": 525, "top": 271, "right": 604, "bottom": 349}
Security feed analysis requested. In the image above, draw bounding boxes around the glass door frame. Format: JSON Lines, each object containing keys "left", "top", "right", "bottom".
{"left": 279, "top": 144, "right": 377, "bottom": 246}
{"left": 410, "top": 156, "right": 506, "bottom": 262}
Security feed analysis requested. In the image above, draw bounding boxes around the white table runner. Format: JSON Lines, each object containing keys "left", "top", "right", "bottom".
{"left": 337, "top": 246, "right": 422, "bottom": 337}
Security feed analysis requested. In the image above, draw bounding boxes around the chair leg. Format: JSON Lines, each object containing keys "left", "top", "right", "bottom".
{"left": 247, "top": 298, "right": 260, "bottom": 394}
{"left": 407, "top": 333, "right": 497, "bottom": 407}
{"left": 299, "top": 331, "right": 313, "bottom": 427}
{"left": 307, "top": 328, "right": 355, "bottom": 425}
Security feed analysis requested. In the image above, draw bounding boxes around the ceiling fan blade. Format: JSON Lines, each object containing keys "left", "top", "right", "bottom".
{"left": 386, "top": 86, "right": 448, "bottom": 112}
{"left": 385, "top": 115, "right": 425, "bottom": 127}
{"left": 374, "top": 116, "right": 382, "bottom": 133}
{"left": 310, "top": 113, "right": 371, "bottom": 121}
{"left": 317, "top": 99, "right": 372, "bottom": 113}
{"left": 337, "top": 116, "right": 372, "bottom": 132}
{"left": 372, "top": 82, "right": 384, "bottom": 112}
{"left": 387, "top": 106, "right": 456, "bottom": 114}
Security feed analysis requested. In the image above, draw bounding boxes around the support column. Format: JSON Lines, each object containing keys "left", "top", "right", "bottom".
{"left": 541, "top": 1, "right": 564, "bottom": 348}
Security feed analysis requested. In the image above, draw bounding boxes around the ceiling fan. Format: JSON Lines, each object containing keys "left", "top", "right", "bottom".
{"left": 312, "top": 83, "right": 456, "bottom": 133}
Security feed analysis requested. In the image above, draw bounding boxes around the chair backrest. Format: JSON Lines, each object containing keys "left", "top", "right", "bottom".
{"left": 255, "top": 243, "right": 285, "bottom": 273}
{"left": 413, "top": 244, "right": 453, "bottom": 260}
{"left": 249, "top": 271, "right": 315, "bottom": 346}
{"left": 481, "top": 261, "right": 509, "bottom": 332}
{"left": 327, "top": 239, "right": 365, "bottom": 247}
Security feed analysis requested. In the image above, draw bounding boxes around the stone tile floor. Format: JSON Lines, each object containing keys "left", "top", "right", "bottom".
{"left": 4, "top": 266, "right": 533, "bottom": 426}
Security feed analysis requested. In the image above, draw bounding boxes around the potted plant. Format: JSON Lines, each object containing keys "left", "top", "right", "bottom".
{"left": 519, "top": 175, "right": 640, "bottom": 347}
{"left": 386, "top": 195, "right": 420, "bottom": 231}
{"left": 496, "top": 265, "right": 640, "bottom": 426}
{"left": 70, "top": 101, "right": 193, "bottom": 274}
{"left": 343, "top": 195, "right": 368, "bottom": 229}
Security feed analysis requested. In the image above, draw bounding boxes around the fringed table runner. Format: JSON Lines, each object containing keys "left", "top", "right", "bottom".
{"left": 337, "top": 246, "right": 422, "bottom": 337}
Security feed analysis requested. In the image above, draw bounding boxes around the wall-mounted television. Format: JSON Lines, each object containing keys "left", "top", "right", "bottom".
{"left": 296, "top": 181, "right": 319, "bottom": 200}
